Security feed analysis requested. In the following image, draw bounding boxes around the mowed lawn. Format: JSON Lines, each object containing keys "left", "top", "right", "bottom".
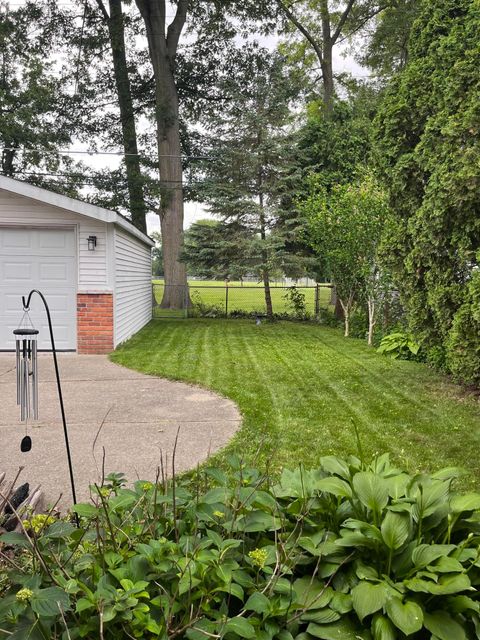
{"left": 111, "top": 319, "right": 480, "bottom": 485}
{"left": 152, "top": 280, "right": 332, "bottom": 315}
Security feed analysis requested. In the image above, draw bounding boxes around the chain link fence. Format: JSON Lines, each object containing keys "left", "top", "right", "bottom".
{"left": 152, "top": 282, "right": 334, "bottom": 320}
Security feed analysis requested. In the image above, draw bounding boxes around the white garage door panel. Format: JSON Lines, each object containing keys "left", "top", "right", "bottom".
{"left": 0, "top": 228, "right": 77, "bottom": 350}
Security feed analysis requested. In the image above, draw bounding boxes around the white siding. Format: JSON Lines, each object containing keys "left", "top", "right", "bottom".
{"left": 0, "top": 190, "right": 108, "bottom": 290}
{"left": 114, "top": 227, "right": 152, "bottom": 346}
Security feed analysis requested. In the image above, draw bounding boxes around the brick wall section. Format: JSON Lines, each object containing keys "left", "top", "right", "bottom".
{"left": 77, "top": 293, "right": 114, "bottom": 354}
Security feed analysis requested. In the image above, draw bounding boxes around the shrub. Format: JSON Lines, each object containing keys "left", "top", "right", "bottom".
{"left": 377, "top": 331, "right": 422, "bottom": 361}
{"left": 1, "top": 456, "right": 480, "bottom": 638}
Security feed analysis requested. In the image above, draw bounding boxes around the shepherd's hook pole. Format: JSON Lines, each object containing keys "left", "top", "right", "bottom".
{"left": 22, "top": 290, "right": 78, "bottom": 514}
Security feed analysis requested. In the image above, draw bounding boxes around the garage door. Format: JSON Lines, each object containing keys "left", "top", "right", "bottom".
{"left": 0, "top": 228, "right": 77, "bottom": 350}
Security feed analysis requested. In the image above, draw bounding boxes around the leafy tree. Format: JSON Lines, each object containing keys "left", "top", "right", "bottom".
{"left": 0, "top": 1, "right": 85, "bottom": 193}
{"left": 302, "top": 173, "right": 389, "bottom": 340}
{"left": 375, "top": 0, "right": 480, "bottom": 382}
{"left": 277, "top": 0, "right": 389, "bottom": 112}
{"left": 151, "top": 231, "right": 163, "bottom": 277}
{"left": 358, "top": 0, "right": 419, "bottom": 79}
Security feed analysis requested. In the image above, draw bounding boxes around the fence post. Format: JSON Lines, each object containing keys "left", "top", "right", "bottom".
{"left": 315, "top": 284, "right": 320, "bottom": 317}
{"left": 225, "top": 280, "right": 229, "bottom": 318}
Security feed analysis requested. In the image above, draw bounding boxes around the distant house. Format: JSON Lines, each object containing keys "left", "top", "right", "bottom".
{"left": 0, "top": 176, "right": 154, "bottom": 354}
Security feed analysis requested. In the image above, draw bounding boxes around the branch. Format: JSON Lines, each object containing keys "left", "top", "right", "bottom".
{"left": 94, "top": 0, "right": 109, "bottom": 22}
{"left": 277, "top": 0, "right": 324, "bottom": 65}
{"left": 335, "top": 3, "right": 390, "bottom": 44}
{"left": 332, "top": 0, "right": 356, "bottom": 44}
{"left": 167, "top": 0, "right": 189, "bottom": 59}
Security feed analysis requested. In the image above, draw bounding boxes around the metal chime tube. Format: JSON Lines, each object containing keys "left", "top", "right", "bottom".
{"left": 13, "top": 328, "right": 39, "bottom": 422}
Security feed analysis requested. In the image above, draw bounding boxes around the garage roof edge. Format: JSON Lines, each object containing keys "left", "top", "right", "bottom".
{"left": 0, "top": 175, "right": 154, "bottom": 247}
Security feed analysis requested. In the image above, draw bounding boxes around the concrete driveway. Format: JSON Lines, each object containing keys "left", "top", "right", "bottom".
{"left": 0, "top": 354, "right": 241, "bottom": 510}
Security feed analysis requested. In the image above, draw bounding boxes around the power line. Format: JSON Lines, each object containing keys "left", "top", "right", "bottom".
{"left": 0, "top": 146, "right": 211, "bottom": 160}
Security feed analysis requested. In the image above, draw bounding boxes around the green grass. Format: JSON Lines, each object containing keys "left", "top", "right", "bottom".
{"left": 111, "top": 319, "right": 480, "bottom": 485}
{"left": 152, "top": 279, "right": 332, "bottom": 316}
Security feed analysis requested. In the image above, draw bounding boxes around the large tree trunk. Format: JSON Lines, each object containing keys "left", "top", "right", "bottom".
{"left": 319, "top": 0, "right": 334, "bottom": 114}
{"left": 96, "top": 0, "right": 147, "bottom": 233}
{"left": 135, "top": 0, "right": 189, "bottom": 309}
{"left": 258, "top": 159, "right": 274, "bottom": 321}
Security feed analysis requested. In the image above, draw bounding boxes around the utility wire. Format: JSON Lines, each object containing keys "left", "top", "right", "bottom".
{"left": 0, "top": 146, "right": 212, "bottom": 159}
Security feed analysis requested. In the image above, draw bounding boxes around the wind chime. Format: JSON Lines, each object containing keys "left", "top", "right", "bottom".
{"left": 13, "top": 311, "right": 39, "bottom": 452}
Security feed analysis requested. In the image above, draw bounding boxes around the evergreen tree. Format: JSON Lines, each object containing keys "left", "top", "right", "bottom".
{"left": 375, "top": 0, "right": 480, "bottom": 383}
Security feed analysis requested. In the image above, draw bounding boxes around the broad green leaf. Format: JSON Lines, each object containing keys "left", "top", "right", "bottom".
{"left": 293, "top": 577, "right": 333, "bottom": 610}
{"left": 428, "top": 555, "right": 464, "bottom": 573}
{"left": 76, "top": 597, "right": 95, "bottom": 613}
{"left": 244, "top": 592, "right": 270, "bottom": 614}
{"left": 385, "top": 597, "right": 423, "bottom": 635}
{"left": 423, "top": 611, "right": 466, "bottom": 640}
{"left": 30, "top": 587, "right": 71, "bottom": 617}
{"left": 223, "top": 617, "right": 256, "bottom": 638}
{"left": 0, "top": 532, "right": 31, "bottom": 548}
{"left": 351, "top": 581, "right": 388, "bottom": 621}
{"left": 412, "top": 544, "right": 455, "bottom": 568}
{"left": 447, "top": 595, "right": 480, "bottom": 614}
{"left": 316, "top": 477, "right": 353, "bottom": 498}
{"left": 301, "top": 608, "right": 341, "bottom": 624}
{"left": 307, "top": 619, "right": 369, "bottom": 639}
{"left": 43, "top": 521, "right": 77, "bottom": 539}
{"left": 330, "top": 592, "right": 353, "bottom": 614}
{"left": 353, "top": 472, "right": 389, "bottom": 512}
{"left": 320, "top": 456, "right": 351, "bottom": 480}
{"left": 372, "top": 614, "right": 396, "bottom": 640}
{"left": 381, "top": 511, "right": 411, "bottom": 550}
{"left": 214, "top": 583, "right": 244, "bottom": 601}
{"left": 406, "top": 573, "right": 471, "bottom": 595}
{"left": 72, "top": 503, "right": 98, "bottom": 518}
{"left": 450, "top": 493, "right": 480, "bottom": 513}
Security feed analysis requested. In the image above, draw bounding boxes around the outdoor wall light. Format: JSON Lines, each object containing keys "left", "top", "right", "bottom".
{"left": 87, "top": 235, "right": 97, "bottom": 251}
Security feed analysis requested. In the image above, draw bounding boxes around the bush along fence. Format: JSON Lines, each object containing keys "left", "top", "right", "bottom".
{"left": 152, "top": 282, "right": 334, "bottom": 320}
{"left": 2, "top": 453, "right": 480, "bottom": 638}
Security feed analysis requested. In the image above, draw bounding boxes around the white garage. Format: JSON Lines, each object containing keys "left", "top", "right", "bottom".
{"left": 0, "top": 176, "right": 154, "bottom": 354}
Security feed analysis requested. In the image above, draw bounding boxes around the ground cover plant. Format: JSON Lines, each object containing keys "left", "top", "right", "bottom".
{"left": 2, "top": 454, "right": 480, "bottom": 639}
{"left": 111, "top": 320, "right": 480, "bottom": 486}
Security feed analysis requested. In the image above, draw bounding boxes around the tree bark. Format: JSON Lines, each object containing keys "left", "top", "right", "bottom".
{"left": 367, "top": 297, "right": 376, "bottom": 346}
{"left": 135, "top": 0, "right": 189, "bottom": 309}
{"left": 319, "top": 0, "right": 334, "bottom": 114}
{"left": 96, "top": 0, "right": 147, "bottom": 233}
{"left": 340, "top": 299, "right": 350, "bottom": 337}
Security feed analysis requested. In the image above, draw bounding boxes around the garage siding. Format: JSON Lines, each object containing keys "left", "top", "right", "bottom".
{"left": 0, "top": 191, "right": 108, "bottom": 290}
{"left": 114, "top": 227, "right": 152, "bottom": 347}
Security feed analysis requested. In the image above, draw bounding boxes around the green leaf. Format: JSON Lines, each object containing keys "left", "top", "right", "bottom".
{"left": 372, "top": 614, "right": 397, "bottom": 640}
{"left": 405, "top": 573, "right": 471, "bottom": 595}
{"left": 381, "top": 511, "right": 410, "bottom": 550}
{"left": 450, "top": 493, "right": 480, "bottom": 513}
{"left": 316, "top": 476, "right": 353, "bottom": 498}
{"left": 351, "top": 581, "right": 388, "bottom": 622}
{"left": 353, "top": 472, "right": 389, "bottom": 512}
{"left": 76, "top": 597, "right": 95, "bottom": 613}
{"left": 224, "top": 617, "right": 256, "bottom": 638}
{"left": 306, "top": 619, "right": 368, "bottom": 639}
{"left": 0, "top": 532, "right": 30, "bottom": 548}
{"left": 30, "top": 587, "right": 71, "bottom": 617}
{"left": 244, "top": 592, "right": 270, "bottom": 614}
{"left": 72, "top": 503, "right": 98, "bottom": 518}
{"left": 385, "top": 597, "right": 423, "bottom": 635}
{"left": 412, "top": 544, "right": 455, "bottom": 568}
{"left": 43, "top": 521, "right": 77, "bottom": 539}
{"left": 320, "top": 456, "right": 351, "bottom": 480}
{"left": 293, "top": 577, "right": 333, "bottom": 610}
{"left": 423, "top": 611, "right": 466, "bottom": 640}
{"left": 301, "top": 608, "right": 341, "bottom": 624}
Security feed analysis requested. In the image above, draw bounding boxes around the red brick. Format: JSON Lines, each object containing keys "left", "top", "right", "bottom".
{"left": 77, "top": 293, "right": 114, "bottom": 354}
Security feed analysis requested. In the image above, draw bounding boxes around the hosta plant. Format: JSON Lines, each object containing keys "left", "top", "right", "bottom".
{"left": 1, "top": 455, "right": 480, "bottom": 639}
